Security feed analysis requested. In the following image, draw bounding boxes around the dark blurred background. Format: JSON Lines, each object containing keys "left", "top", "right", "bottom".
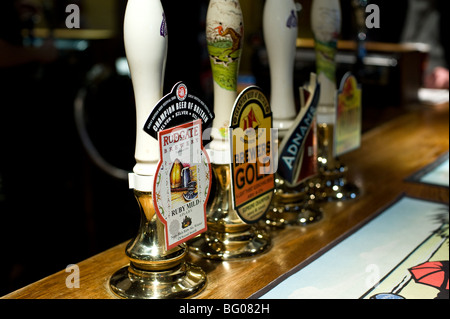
{"left": 0, "top": 0, "right": 447, "bottom": 296}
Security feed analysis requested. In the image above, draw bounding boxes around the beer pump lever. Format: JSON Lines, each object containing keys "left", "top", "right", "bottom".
{"left": 109, "top": 0, "right": 206, "bottom": 299}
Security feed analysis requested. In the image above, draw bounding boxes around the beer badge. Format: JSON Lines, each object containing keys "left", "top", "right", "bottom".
{"left": 229, "top": 86, "right": 275, "bottom": 224}
{"left": 334, "top": 72, "right": 362, "bottom": 157}
{"left": 277, "top": 74, "right": 321, "bottom": 186}
{"left": 144, "top": 82, "right": 215, "bottom": 141}
{"left": 153, "top": 119, "right": 211, "bottom": 250}
{"left": 145, "top": 83, "right": 213, "bottom": 250}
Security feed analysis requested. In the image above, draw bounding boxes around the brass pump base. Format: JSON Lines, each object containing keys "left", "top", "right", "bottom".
{"left": 109, "top": 190, "right": 207, "bottom": 299}
{"left": 266, "top": 199, "right": 323, "bottom": 227}
{"left": 109, "top": 261, "right": 207, "bottom": 299}
{"left": 316, "top": 123, "right": 360, "bottom": 202}
{"left": 313, "top": 165, "right": 360, "bottom": 202}
{"left": 188, "top": 164, "right": 271, "bottom": 260}
{"left": 188, "top": 223, "right": 271, "bottom": 260}
{"left": 266, "top": 177, "right": 323, "bottom": 227}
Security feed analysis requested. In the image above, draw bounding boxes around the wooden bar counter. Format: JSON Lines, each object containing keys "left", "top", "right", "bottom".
{"left": 2, "top": 102, "right": 449, "bottom": 299}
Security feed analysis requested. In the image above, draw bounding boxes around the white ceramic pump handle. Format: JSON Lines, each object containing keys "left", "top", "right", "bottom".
{"left": 311, "top": 0, "right": 341, "bottom": 124}
{"left": 206, "top": 0, "right": 244, "bottom": 164}
{"left": 124, "top": 0, "right": 168, "bottom": 191}
{"left": 263, "top": 0, "right": 300, "bottom": 134}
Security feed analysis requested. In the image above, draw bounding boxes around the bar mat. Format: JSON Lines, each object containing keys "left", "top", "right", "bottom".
{"left": 406, "top": 152, "right": 449, "bottom": 188}
{"left": 251, "top": 196, "right": 449, "bottom": 299}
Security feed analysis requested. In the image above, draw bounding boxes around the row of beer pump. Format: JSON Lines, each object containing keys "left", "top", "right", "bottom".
{"left": 109, "top": 0, "right": 363, "bottom": 299}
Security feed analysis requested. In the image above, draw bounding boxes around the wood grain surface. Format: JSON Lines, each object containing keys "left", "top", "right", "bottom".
{"left": 2, "top": 103, "right": 448, "bottom": 299}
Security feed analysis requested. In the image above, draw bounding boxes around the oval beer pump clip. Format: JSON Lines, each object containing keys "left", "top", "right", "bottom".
{"left": 109, "top": 0, "right": 206, "bottom": 299}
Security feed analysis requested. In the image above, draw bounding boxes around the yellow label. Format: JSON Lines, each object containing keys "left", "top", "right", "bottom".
{"left": 230, "top": 87, "right": 275, "bottom": 223}
{"left": 334, "top": 73, "right": 362, "bottom": 157}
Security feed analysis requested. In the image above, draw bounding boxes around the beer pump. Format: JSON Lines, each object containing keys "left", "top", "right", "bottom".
{"left": 109, "top": 0, "right": 206, "bottom": 299}
{"left": 188, "top": 0, "right": 271, "bottom": 260}
{"left": 263, "top": 0, "right": 322, "bottom": 226}
{"left": 311, "top": 0, "right": 360, "bottom": 201}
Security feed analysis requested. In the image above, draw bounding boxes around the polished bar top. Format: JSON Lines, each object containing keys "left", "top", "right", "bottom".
{"left": 2, "top": 102, "right": 448, "bottom": 299}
